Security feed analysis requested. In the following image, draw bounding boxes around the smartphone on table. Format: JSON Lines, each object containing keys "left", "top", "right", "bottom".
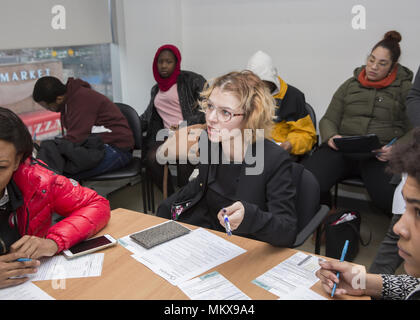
{"left": 62, "top": 234, "right": 117, "bottom": 259}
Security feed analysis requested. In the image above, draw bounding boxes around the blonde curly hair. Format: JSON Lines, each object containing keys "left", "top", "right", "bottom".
{"left": 199, "top": 70, "right": 275, "bottom": 143}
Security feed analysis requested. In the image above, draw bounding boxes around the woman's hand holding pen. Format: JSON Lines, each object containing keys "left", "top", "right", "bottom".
{"left": 316, "top": 260, "right": 367, "bottom": 297}
{"left": 373, "top": 137, "right": 397, "bottom": 162}
{"left": 373, "top": 144, "right": 393, "bottom": 162}
{"left": 0, "top": 252, "right": 40, "bottom": 289}
{"left": 217, "top": 202, "right": 245, "bottom": 232}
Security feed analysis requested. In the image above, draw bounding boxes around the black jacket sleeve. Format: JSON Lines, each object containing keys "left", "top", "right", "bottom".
{"left": 235, "top": 145, "right": 297, "bottom": 247}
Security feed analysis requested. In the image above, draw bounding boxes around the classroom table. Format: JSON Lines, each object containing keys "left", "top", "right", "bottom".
{"left": 34, "top": 208, "right": 369, "bottom": 300}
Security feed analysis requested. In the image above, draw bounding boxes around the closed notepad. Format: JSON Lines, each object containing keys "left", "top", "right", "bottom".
{"left": 129, "top": 221, "right": 190, "bottom": 249}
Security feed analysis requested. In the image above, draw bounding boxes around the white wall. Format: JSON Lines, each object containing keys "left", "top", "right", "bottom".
{"left": 117, "top": 0, "right": 420, "bottom": 124}
{"left": 116, "top": 0, "right": 183, "bottom": 113}
{"left": 182, "top": 0, "right": 420, "bottom": 127}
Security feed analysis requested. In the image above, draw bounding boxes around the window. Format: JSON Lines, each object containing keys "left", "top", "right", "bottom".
{"left": 0, "top": 44, "right": 112, "bottom": 140}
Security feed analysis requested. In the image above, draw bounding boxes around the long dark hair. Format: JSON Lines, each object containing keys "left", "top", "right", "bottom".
{"left": 0, "top": 107, "right": 33, "bottom": 162}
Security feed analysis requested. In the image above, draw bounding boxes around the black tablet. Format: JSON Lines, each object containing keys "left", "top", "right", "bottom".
{"left": 333, "top": 134, "right": 381, "bottom": 153}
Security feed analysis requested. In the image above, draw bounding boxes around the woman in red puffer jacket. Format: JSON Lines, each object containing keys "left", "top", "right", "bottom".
{"left": 0, "top": 107, "right": 110, "bottom": 289}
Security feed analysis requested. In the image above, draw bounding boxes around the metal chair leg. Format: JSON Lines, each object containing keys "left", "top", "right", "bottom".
{"left": 141, "top": 170, "right": 148, "bottom": 213}
{"left": 146, "top": 169, "right": 155, "bottom": 213}
{"left": 315, "top": 225, "right": 322, "bottom": 255}
{"left": 333, "top": 183, "right": 339, "bottom": 209}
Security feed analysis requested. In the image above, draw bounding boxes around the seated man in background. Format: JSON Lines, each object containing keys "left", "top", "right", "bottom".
{"left": 32, "top": 76, "right": 134, "bottom": 180}
{"left": 246, "top": 50, "right": 317, "bottom": 160}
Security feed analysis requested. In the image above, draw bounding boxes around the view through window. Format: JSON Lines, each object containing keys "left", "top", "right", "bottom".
{"left": 0, "top": 44, "right": 112, "bottom": 140}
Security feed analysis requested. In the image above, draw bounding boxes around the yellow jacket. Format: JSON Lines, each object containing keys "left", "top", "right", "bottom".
{"left": 271, "top": 77, "right": 317, "bottom": 155}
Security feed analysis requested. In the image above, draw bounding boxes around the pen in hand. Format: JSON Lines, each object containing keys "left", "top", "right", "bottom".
{"left": 374, "top": 137, "right": 397, "bottom": 157}
{"left": 385, "top": 137, "right": 397, "bottom": 147}
{"left": 331, "top": 240, "right": 349, "bottom": 298}
{"left": 222, "top": 210, "right": 232, "bottom": 236}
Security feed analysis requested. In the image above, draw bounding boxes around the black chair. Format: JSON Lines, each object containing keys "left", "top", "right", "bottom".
{"left": 81, "top": 103, "right": 149, "bottom": 212}
{"left": 291, "top": 163, "right": 329, "bottom": 254}
{"left": 333, "top": 176, "right": 365, "bottom": 209}
{"left": 305, "top": 102, "right": 319, "bottom": 155}
{"left": 305, "top": 102, "right": 316, "bottom": 129}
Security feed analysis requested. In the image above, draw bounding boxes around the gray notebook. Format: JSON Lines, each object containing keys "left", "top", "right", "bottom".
{"left": 129, "top": 221, "right": 191, "bottom": 249}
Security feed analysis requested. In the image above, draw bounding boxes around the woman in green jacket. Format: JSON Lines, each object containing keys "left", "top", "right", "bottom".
{"left": 303, "top": 31, "right": 413, "bottom": 213}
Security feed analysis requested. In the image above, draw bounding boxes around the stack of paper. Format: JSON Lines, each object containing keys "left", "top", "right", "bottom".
{"left": 252, "top": 252, "right": 326, "bottom": 300}
{"left": 0, "top": 253, "right": 105, "bottom": 300}
{"left": 178, "top": 271, "right": 251, "bottom": 300}
{"left": 124, "top": 227, "right": 246, "bottom": 286}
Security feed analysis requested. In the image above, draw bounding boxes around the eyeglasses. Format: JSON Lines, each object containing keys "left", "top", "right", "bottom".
{"left": 205, "top": 103, "right": 244, "bottom": 122}
{"left": 367, "top": 55, "right": 391, "bottom": 68}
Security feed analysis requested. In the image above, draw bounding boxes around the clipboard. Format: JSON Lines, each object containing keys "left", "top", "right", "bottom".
{"left": 333, "top": 134, "right": 381, "bottom": 153}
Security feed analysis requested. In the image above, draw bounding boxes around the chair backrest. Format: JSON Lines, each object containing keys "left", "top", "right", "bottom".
{"left": 115, "top": 102, "right": 142, "bottom": 150}
{"left": 305, "top": 103, "right": 316, "bottom": 130}
{"left": 291, "top": 162, "right": 321, "bottom": 232}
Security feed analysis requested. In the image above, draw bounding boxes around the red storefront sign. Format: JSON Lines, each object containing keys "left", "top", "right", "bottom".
{"left": 19, "top": 110, "right": 61, "bottom": 140}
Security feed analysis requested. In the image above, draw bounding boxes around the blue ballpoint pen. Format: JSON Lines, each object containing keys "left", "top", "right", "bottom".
{"left": 17, "top": 258, "right": 32, "bottom": 262}
{"left": 374, "top": 137, "right": 397, "bottom": 156}
{"left": 386, "top": 137, "right": 397, "bottom": 147}
{"left": 223, "top": 214, "right": 232, "bottom": 236}
{"left": 331, "top": 240, "right": 349, "bottom": 298}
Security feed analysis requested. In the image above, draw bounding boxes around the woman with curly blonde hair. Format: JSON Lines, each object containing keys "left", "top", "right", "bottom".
{"left": 157, "top": 70, "right": 298, "bottom": 247}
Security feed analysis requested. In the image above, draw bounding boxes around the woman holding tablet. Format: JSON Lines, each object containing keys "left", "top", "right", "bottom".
{"left": 0, "top": 107, "right": 110, "bottom": 288}
{"left": 303, "top": 31, "right": 413, "bottom": 213}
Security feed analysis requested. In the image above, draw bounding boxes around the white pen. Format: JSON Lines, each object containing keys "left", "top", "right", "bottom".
{"left": 223, "top": 213, "right": 232, "bottom": 236}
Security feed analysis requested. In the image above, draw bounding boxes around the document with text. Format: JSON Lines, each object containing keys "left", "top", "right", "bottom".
{"left": 252, "top": 252, "right": 324, "bottom": 299}
{"left": 178, "top": 271, "right": 251, "bottom": 300}
{"left": 0, "top": 281, "right": 54, "bottom": 300}
{"left": 29, "top": 253, "right": 104, "bottom": 281}
{"left": 277, "top": 286, "right": 327, "bottom": 300}
{"left": 131, "top": 228, "right": 246, "bottom": 286}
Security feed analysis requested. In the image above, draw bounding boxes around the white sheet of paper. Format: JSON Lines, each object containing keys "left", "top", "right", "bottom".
{"left": 0, "top": 281, "right": 54, "bottom": 300}
{"left": 131, "top": 228, "right": 246, "bottom": 286}
{"left": 118, "top": 234, "right": 148, "bottom": 256}
{"left": 277, "top": 286, "right": 327, "bottom": 300}
{"left": 29, "top": 253, "right": 104, "bottom": 281}
{"left": 252, "top": 252, "right": 322, "bottom": 298}
{"left": 178, "top": 271, "right": 251, "bottom": 300}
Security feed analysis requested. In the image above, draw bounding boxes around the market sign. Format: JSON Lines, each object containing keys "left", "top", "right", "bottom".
{"left": 0, "top": 60, "right": 63, "bottom": 139}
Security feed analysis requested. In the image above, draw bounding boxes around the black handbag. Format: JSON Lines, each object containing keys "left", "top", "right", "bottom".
{"left": 324, "top": 210, "right": 371, "bottom": 262}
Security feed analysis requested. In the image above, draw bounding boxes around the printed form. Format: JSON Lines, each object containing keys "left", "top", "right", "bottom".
{"left": 253, "top": 252, "right": 326, "bottom": 299}
{"left": 178, "top": 271, "right": 250, "bottom": 300}
{"left": 0, "top": 281, "right": 54, "bottom": 300}
{"left": 29, "top": 253, "right": 104, "bottom": 281}
{"left": 130, "top": 228, "right": 246, "bottom": 286}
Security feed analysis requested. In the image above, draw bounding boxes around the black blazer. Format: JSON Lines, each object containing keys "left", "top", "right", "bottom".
{"left": 157, "top": 138, "right": 298, "bottom": 247}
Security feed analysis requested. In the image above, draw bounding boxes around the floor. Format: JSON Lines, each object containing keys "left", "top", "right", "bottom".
{"left": 104, "top": 179, "right": 406, "bottom": 275}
